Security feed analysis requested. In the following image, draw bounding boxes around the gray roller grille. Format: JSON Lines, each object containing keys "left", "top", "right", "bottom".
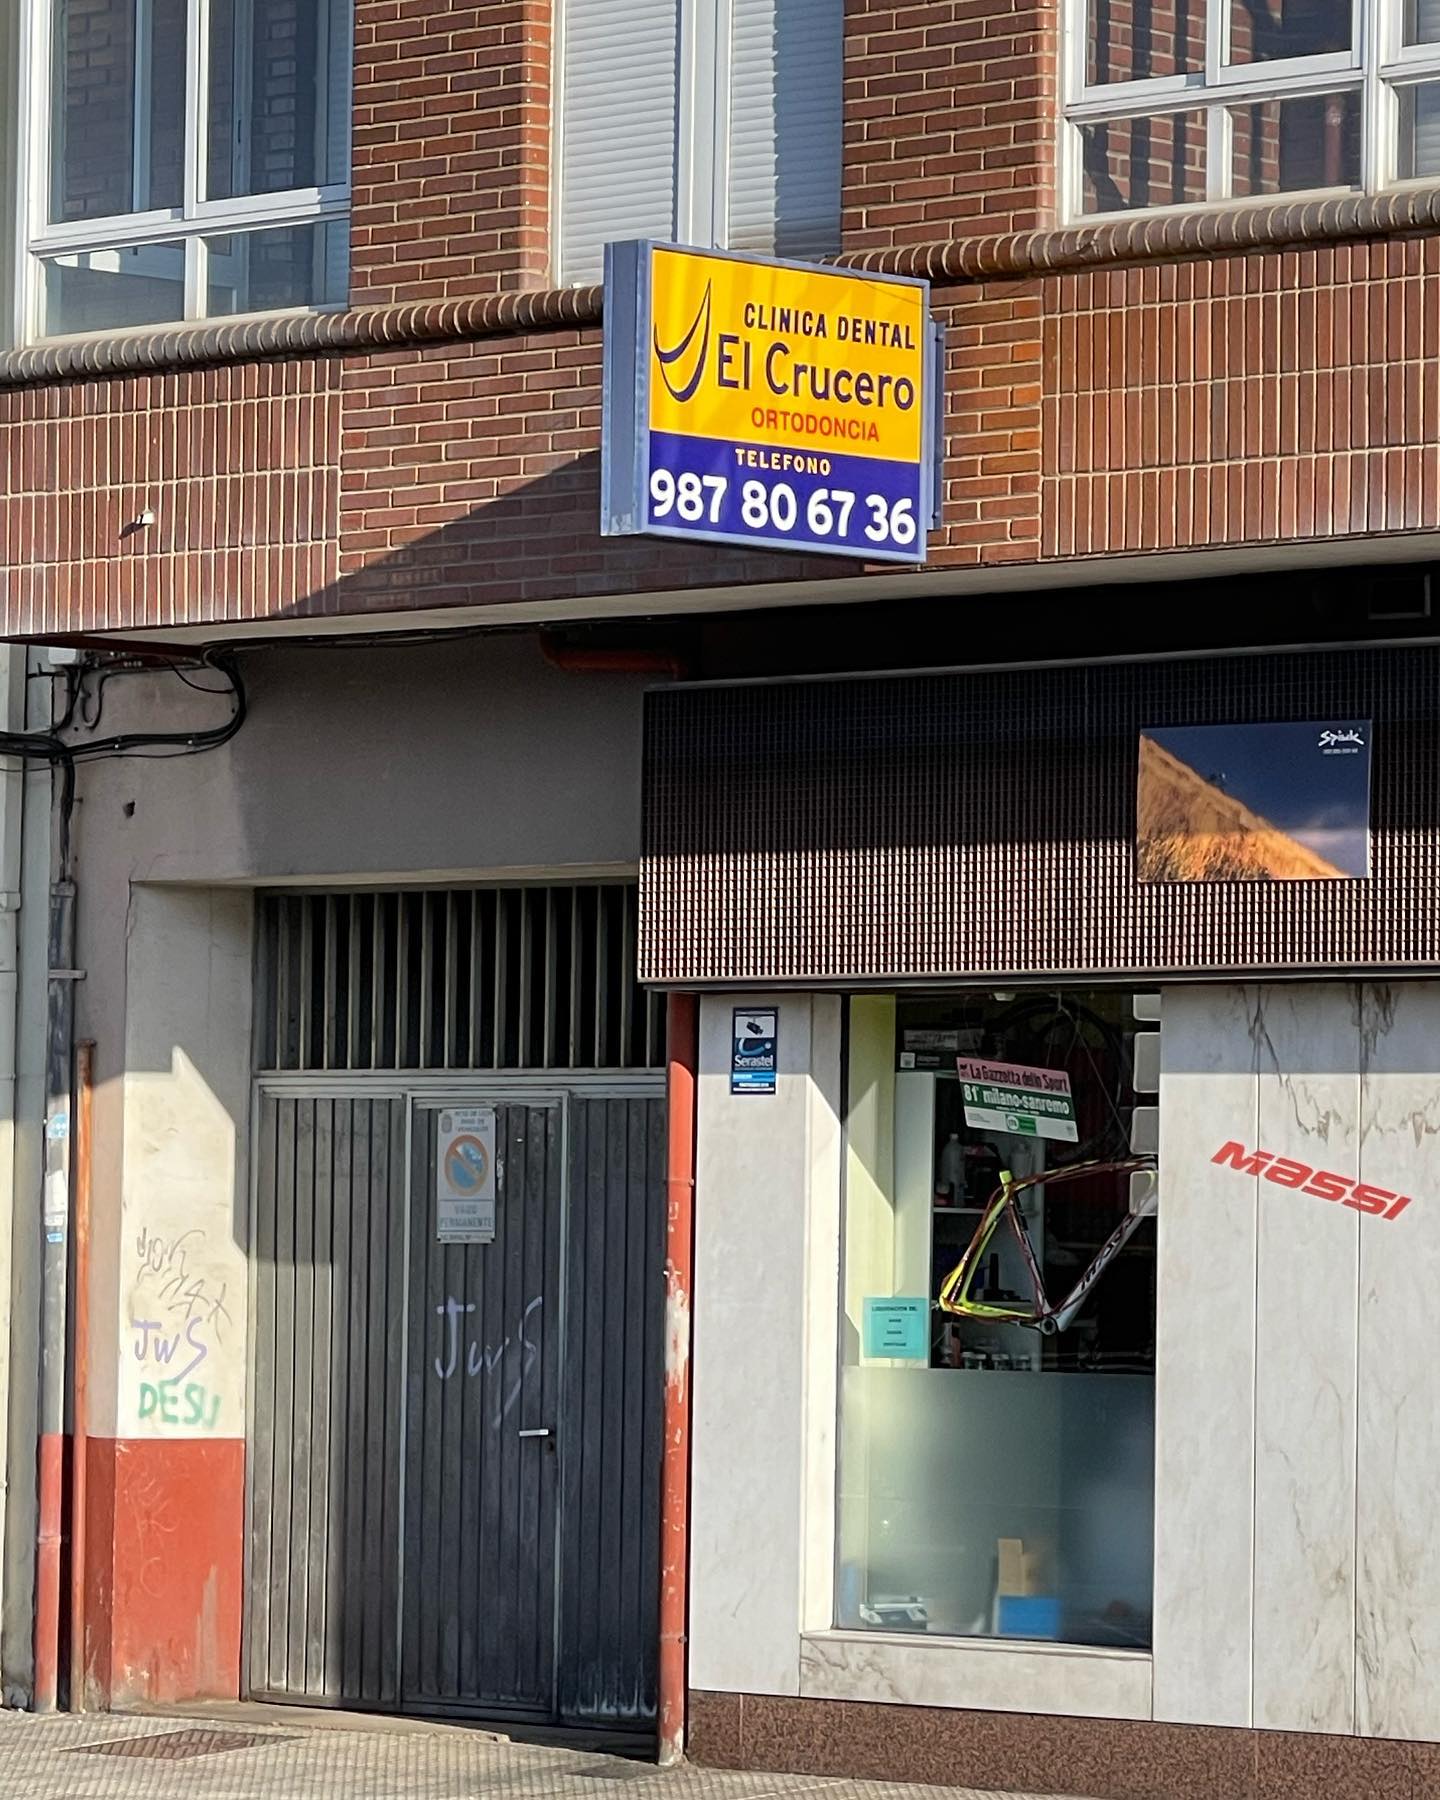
{"left": 257, "top": 884, "right": 664, "bottom": 1074}
{"left": 250, "top": 877, "right": 667, "bottom": 1728}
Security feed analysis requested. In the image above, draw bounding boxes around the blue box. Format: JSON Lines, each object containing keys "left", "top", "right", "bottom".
{"left": 996, "top": 1595, "right": 1060, "bottom": 1640}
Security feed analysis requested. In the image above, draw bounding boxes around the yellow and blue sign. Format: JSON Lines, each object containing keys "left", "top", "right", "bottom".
{"left": 602, "top": 242, "right": 939, "bottom": 563}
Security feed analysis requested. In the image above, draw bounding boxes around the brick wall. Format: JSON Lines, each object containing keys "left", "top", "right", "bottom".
{"left": 349, "top": 0, "right": 551, "bottom": 306}
{"left": 841, "top": 0, "right": 1057, "bottom": 247}
{"left": 0, "top": 363, "right": 340, "bottom": 632}
{"left": 7, "top": 232, "right": 1440, "bottom": 634}
{"left": 1043, "top": 237, "right": 1440, "bottom": 556}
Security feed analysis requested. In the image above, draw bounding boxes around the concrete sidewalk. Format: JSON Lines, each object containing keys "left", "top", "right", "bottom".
{"left": 0, "top": 1709, "right": 1095, "bottom": 1800}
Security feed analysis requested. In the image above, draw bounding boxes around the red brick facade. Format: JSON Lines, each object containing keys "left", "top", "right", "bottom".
{"left": 3, "top": 0, "right": 1440, "bottom": 636}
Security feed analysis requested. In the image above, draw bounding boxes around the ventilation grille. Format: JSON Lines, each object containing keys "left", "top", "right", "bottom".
{"left": 258, "top": 885, "right": 663, "bottom": 1073}
{"left": 640, "top": 646, "right": 1440, "bottom": 985}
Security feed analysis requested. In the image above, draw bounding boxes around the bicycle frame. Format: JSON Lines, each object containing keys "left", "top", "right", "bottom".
{"left": 936, "top": 1157, "right": 1157, "bottom": 1335}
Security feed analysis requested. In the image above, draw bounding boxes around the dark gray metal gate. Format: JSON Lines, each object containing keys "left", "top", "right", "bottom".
{"left": 248, "top": 1094, "right": 408, "bottom": 1707}
{"left": 403, "top": 1100, "right": 563, "bottom": 1715}
{"left": 247, "top": 1080, "right": 665, "bottom": 1730}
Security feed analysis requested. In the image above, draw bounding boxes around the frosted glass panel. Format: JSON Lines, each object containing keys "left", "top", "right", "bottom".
{"left": 837, "top": 1366, "right": 1154, "bottom": 1647}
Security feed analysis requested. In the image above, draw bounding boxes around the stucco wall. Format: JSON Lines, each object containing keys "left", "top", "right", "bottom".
{"left": 65, "top": 629, "right": 648, "bottom": 1702}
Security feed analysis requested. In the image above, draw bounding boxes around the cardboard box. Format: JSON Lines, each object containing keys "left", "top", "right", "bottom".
{"left": 997, "top": 1538, "right": 1026, "bottom": 1597}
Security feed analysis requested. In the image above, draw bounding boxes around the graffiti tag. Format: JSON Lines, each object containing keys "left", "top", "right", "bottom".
{"left": 433, "top": 1294, "right": 543, "bottom": 1427}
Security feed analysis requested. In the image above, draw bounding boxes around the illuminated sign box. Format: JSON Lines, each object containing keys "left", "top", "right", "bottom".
{"left": 601, "top": 242, "right": 941, "bottom": 564}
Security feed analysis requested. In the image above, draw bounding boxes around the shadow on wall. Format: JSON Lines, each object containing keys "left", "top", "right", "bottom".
{"left": 291, "top": 450, "right": 860, "bottom": 627}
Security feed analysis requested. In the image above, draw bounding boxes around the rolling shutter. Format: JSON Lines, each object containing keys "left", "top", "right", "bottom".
{"left": 726, "top": 0, "right": 843, "bottom": 258}
{"left": 556, "top": 0, "right": 679, "bottom": 285}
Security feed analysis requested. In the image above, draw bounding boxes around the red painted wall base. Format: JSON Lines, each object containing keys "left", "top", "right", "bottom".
{"left": 82, "top": 1437, "right": 245, "bottom": 1707}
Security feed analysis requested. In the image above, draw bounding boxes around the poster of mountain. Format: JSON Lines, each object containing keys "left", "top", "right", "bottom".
{"left": 1136, "top": 720, "right": 1372, "bottom": 883}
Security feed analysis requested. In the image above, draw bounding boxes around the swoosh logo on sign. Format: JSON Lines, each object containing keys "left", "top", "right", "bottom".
{"left": 653, "top": 281, "right": 712, "bottom": 402}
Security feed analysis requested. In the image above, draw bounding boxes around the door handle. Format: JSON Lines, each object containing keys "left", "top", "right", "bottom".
{"left": 517, "top": 1427, "right": 553, "bottom": 1439}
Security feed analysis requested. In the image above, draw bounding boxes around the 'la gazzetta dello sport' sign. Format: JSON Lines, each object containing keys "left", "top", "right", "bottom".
{"left": 601, "top": 242, "right": 941, "bottom": 563}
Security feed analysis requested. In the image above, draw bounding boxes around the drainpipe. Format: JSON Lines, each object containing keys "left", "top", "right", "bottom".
{"left": 33, "top": 762, "right": 75, "bottom": 1713}
{"left": 68, "top": 1040, "right": 94, "bottom": 1710}
{"left": 659, "top": 992, "right": 697, "bottom": 1766}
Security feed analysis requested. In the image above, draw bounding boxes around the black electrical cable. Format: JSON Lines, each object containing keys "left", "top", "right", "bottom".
{"left": 0, "top": 650, "right": 247, "bottom": 877}
{"left": 65, "top": 649, "right": 247, "bottom": 762}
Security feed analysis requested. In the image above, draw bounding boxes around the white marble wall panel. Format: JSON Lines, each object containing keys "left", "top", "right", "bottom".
{"left": 800, "top": 1631, "right": 1152, "bottom": 1721}
{"left": 1355, "top": 983, "right": 1440, "bottom": 1740}
{"left": 1152, "top": 985, "right": 1260, "bottom": 1728}
{"left": 1252, "top": 984, "right": 1360, "bottom": 1734}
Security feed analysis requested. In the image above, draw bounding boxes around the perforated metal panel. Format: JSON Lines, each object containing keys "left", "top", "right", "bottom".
{"left": 640, "top": 647, "right": 1440, "bottom": 985}
{"left": 257, "top": 885, "right": 663, "bottom": 1073}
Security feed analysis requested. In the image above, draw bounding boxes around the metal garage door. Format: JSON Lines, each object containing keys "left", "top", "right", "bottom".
{"left": 246, "top": 885, "right": 666, "bottom": 1729}
{"left": 248, "top": 1084, "right": 665, "bottom": 1725}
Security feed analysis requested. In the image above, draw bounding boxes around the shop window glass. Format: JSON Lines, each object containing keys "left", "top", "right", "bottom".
{"left": 837, "top": 991, "right": 1157, "bottom": 1649}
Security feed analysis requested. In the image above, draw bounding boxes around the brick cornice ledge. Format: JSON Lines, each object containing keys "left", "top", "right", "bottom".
{"left": 840, "top": 186, "right": 1440, "bottom": 281}
{"left": 3, "top": 188, "right": 1440, "bottom": 386}
{"left": 0, "top": 284, "right": 605, "bottom": 386}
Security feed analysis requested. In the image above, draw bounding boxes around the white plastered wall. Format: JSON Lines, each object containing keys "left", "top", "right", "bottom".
{"left": 85, "top": 887, "right": 254, "bottom": 1445}
{"left": 690, "top": 993, "right": 844, "bottom": 1694}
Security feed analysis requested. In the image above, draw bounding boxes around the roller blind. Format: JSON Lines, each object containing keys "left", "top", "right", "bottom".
{"left": 556, "top": 0, "right": 679, "bottom": 285}
{"left": 726, "top": 0, "right": 843, "bottom": 258}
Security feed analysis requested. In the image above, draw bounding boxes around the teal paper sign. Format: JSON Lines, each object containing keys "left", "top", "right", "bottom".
{"left": 863, "top": 1296, "right": 929, "bottom": 1360}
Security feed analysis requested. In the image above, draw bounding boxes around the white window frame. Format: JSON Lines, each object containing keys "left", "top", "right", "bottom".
{"left": 18, "top": 0, "right": 352, "bottom": 341}
{"left": 1062, "top": 0, "right": 1440, "bottom": 220}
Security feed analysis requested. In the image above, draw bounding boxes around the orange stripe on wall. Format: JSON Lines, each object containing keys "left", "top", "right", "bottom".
{"left": 83, "top": 1438, "right": 245, "bottom": 1707}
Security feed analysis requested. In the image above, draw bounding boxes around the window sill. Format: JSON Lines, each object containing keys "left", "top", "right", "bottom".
{"left": 799, "top": 1628, "right": 1153, "bottom": 1721}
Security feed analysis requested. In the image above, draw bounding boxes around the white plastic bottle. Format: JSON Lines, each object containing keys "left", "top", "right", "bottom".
{"left": 938, "top": 1131, "right": 964, "bottom": 1203}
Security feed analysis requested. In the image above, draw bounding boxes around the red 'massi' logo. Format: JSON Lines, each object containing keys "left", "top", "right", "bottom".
{"left": 1212, "top": 1142, "right": 1412, "bottom": 1221}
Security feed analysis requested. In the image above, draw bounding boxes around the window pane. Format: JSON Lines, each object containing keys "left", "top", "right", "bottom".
{"left": 1087, "top": 0, "right": 1204, "bottom": 87}
{"left": 1227, "top": 0, "right": 1352, "bottom": 65}
{"left": 1230, "top": 90, "right": 1360, "bottom": 194}
{"left": 205, "top": 219, "right": 349, "bottom": 314}
{"left": 1398, "top": 83, "right": 1440, "bottom": 176}
{"left": 40, "top": 241, "right": 186, "bottom": 335}
{"left": 728, "top": 0, "right": 842, "bottom": 259}
{"left": 1405, "top": 0, "right": 1440, "bottom": 44}
{"left": 207, "top": 0, "right": 352, "bottom": 201}
{"left": 1079, "top": 111, "right": 1208, "bottom": 213}
{"left": 836, "top": 994, "right": 1156, "bottom": 1649}
{"left": 50, "top": 0, "right": 187, "bottom": 223}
